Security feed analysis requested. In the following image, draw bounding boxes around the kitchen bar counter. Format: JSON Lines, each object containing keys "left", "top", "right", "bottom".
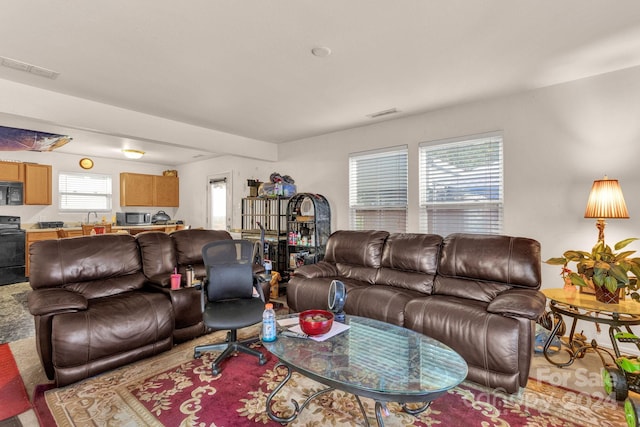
{"left": 23, "top": 224, "right": 180, "bottom": 232}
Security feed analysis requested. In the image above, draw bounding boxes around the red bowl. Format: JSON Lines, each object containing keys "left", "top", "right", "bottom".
{"left": 299, "top": 310, "right": 334, "bottom": 336}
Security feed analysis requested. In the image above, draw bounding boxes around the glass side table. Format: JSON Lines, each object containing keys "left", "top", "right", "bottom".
{"left": 541, "top": 288, "right": 640, "bottom": 368}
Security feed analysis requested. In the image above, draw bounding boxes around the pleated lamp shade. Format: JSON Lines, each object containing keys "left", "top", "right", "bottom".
{"left": 584, "top": 178, "right": 629, "bottom": 219}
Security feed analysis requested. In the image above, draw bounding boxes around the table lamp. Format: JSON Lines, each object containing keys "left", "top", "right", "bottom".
{"left": 584, "top": 176, "right": 629, "bottom": 244}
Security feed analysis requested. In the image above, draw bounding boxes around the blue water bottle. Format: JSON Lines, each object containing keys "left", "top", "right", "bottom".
{"left": 262, "top": 303, "right": 277, "bottom": 342}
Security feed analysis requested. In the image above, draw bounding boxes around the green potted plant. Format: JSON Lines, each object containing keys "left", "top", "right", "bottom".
{"left": 545, "top": 238, "right": 640, "bottom": 303}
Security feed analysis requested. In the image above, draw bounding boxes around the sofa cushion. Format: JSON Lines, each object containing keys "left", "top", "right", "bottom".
{"left": 136, "top": 231, "right": 176, "bottom": 286}
{"left": 324, "top": 230, "right": 389, "bottom": 268}
{"left": 345, "top": 285, "right": 425, "bottom": 326}
{"left": 170, "top": 229, "right": 232, "bottom": 276}
{"left": 51, "top": 291, "right": 173, "bottom": 386}
{"left": 286, "top": 276, "right": 369, "bottom": 313}
{"left": 376, "top": 233, "right": 442, "bottom": 294}
{"left": 52, "top": 291, "right": 173, "bottom": 364}
{"left": 29, "top": 234, "right": 146, "bottom": 299}
{"left": 434, "top": 233, "right": 541, "bottom": 302}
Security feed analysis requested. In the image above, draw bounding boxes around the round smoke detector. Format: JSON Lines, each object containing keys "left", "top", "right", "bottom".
{"left": 311, "top": 46, "right": 331, "bottom": 58}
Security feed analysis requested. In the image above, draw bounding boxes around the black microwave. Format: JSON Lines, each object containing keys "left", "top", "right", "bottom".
{"left": 0, "top": 182, "right": 23, "bottom": 205}
{"left": 116, "top": 212, "right": 151, "bottom": 226}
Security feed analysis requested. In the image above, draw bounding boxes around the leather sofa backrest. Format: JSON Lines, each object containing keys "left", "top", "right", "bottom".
{"left": 434, "top": 233, "right": 542, "bottom": 302}
{"left": 29, "top": 234, "right": 146, "bottom": 299}
{"left": 136, "top": 231, "right": 176, "bottom": 285}
{"left": 170, "top": 229, "right": 232, "bottom": 278}
{"left": 324, "top": 230, "right": 389, "bottom": 284}
{"left": 170, "top": 229, "right": 232, "bottom": 264}
{"left": 376, "top": 233, "right": 442, "bottom": 294}
{"left": 324, "top": 230, "right": 389, "bottom": 266}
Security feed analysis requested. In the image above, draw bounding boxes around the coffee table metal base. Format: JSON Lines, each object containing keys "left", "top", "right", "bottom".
{"left": 266, "top": 362, "right": 432, "bottom": 426}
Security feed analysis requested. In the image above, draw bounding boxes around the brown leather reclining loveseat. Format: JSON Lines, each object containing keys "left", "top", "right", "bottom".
{"left": 287, "top": 230, "right": 546, "bottom": 393}
{"left": 27, "top": 228, "right": 267, "bottom": 386}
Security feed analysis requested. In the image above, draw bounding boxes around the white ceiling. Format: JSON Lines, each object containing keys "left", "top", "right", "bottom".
{"left": 2, "top": 0, "right": 640, "bottom": 165}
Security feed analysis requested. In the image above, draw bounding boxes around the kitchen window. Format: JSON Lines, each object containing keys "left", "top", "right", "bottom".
{"left": 59, "top": 172, "right": 112, "bottom": 211}
{"left": 419, "top": 133, "right": 503, "bottom": 235}
{"left": 349, "top": 146, "right": 408, "bottom": 233}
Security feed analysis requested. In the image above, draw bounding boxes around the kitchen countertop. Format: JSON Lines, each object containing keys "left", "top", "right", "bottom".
{"left": 24, "top": 224, "right": 173, "bottom": 232}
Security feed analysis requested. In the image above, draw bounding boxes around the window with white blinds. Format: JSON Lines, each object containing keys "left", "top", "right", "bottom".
{"left": 349, "top": 146, "right": 408, "bottom": 232}
{"left": 59, "top": 172, "right": 113, "bottom": 211}
{"left": 419, "top": 133, "right": 503, "bottom": 235}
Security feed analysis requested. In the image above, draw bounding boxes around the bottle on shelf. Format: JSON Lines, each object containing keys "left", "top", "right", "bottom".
{"left": 262, "top": 303, "right": 277, "bottom": 342}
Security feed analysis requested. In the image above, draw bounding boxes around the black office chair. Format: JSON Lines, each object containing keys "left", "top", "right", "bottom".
{"left": 194, "top": 239, "right": 267, "bottom": 375}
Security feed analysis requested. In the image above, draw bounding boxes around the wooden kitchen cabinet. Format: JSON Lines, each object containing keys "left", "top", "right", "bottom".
{"left": 25, "top": 230, "right": 57, "bottom": 277}
{"left": 120, "top": 173, "right": 154, "bottom": 206}
{"left": 120, "top": 172, "right": 179, "bottom": 207}
{"left": 24, "top": 163, "right": 52, "bottom": 205}
{"left": 153, "top": 175, "right": 179, "bottom": 207}
{"left": 0, "top": 161, "right": 24, "bottom": 182}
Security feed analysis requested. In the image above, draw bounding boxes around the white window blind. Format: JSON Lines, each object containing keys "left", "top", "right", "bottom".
{"left": 419, "top": 134, "right": 503, "bottom": 235}
{"left": 349, "top": 146, "right": 408, "bottom": 232}
{"left": 59, "top": 172, "right": 112, "bottom": 211}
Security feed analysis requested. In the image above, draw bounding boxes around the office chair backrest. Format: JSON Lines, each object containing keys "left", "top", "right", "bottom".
{"left": 202, "top": 240, "right": 255, "bottom": 302}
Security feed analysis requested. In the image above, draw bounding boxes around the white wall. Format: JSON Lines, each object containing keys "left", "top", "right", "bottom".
{"left": 175, "top": 155, "right": 280, "bottom": 229}
{"left": 0, "top": 150, "right": 177, "bottom": 227}
{"left": 180, "top": 65, "right": 640, "bottom": 270}
{"left": 178, "top": 65, "right": 640, "bottom": 351}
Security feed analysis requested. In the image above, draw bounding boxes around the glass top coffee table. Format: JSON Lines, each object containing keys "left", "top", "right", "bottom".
{"left": 262, "top": 314, "right": 468, "bottom": 426}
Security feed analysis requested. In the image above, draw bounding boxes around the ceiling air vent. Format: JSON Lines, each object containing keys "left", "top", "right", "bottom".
{"left": 366, "top": 108, "right": 400, "bottom": 119}
{"left": 0, "top": 56, "right": 59, "bottom": 79}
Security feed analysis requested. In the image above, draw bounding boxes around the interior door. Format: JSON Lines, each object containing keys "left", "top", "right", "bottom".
{"left": 208, "top": 173, "right": 231, "bottom": 230}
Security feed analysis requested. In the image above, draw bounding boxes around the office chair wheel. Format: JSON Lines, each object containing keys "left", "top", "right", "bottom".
{"left": 212, "top": 366, "right": 221, "bottom": 376}
{"left": 259, "top": 354, "right": 267, "bottom": 365}
{"left": 194, "top": 350, "right": 201, "bottom": 359}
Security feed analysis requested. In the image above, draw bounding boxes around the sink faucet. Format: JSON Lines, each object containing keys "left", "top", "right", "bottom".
{"left": 87, "top": 211, "right": 98, "bottom": 224}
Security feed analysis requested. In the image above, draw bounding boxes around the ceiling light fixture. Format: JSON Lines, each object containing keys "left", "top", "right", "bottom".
{"left": 122, "top": 149, "right": 145, "bottom": 159}
{"left": 311, "top": 46, "right": 332, "bottom": 58}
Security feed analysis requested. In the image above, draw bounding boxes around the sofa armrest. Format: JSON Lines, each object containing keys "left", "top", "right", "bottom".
{"left": 145, "top": 274, "right": 171, "bottom": 287}
{"left": 486, "top": 288, "right": 547, "bottom": 320}
{"left": 293, "top": 261, "right": 338, "bottom": 279}
{"left": 27, "top": 288, "right": 88, "bottom": 316}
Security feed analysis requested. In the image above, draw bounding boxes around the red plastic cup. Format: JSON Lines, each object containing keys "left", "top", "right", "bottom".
{"left": 170, "top": 274, "right": 181, "bottom": 290}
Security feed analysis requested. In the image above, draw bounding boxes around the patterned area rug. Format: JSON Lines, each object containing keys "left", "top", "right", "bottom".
{"left": 0, "top": 343, "right": 31, "bottom": 420}
{"left": 35, "top": 327, "right": 626, "bottom": 427}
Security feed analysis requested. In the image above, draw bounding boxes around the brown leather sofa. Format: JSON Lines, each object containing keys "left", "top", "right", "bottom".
{"left": 286, "top": 230, "right": 546, "bottom": 393}
{"left": 27, "top": 228, "right": 267, "bottom": 386}
{"left": 28, "top": 234, "right": 173, "bottom": 386}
